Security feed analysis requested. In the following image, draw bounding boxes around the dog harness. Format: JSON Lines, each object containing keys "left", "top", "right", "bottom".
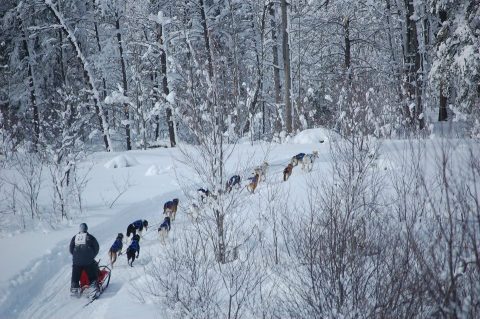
{"left": 110, "top": 238, "right": 123, "bottom": 252}
{"left": 294, "top": 153, "right": 306, "bottom": 160}
{"left": 160, "top": 218, "right": 171, "bottom": 231}
{"left": 128, "top": 240, "right": 140, "bottom": 252}
{"left": 131, "top": 220, "right": 144, "bottom": 230}
{"left": 229, "top": 175, "right": 240, "bottom": 184}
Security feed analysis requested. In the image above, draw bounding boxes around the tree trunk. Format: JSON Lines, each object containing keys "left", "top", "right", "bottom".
{"left": 437, "top": 10, "right": 448, "bottom": 122}
{"left": 241, "top": 73, "right": 262, "bottom": 135}
{"left": 215, "top": 208, "right": 226, "bottom": 264}
{"left": 115, "top": 12, "right": 131, "bottom": 150}
{"left": 199, "top": 0, "right": 227, "bottom": 264}
{"left": 438, "top": 85, "right": 448, "bottom": 121}
{"left": 403, "top": 0, "right": 425, "bottom": 130}
{"left": 93, "top": 16, "right": 109, "bottom": 125}
{"left": 21, "top": 27, "right": 40, "bottom": 152}
{"left": 385, "top": 0, "right": 404, "bottom": 112}
{"left": 58, "top": 26, "right": 66, "bottom": 86}
{"left": 199, "top": 0, "right": 214, "bottom": 83}
{"left": 281, "top": 0, "right": 292, "bottom": 134}
{"left": 269, "top": 2, "right": 283, "bottom": 133}
{"left": 344, "top": 16, "right": 352, "bottom": 81}
{"left": 227, "top": 0, "right": 241, "bottom": 133}
{"left": 151, "top": 72, "right": 161, "bottom": 141}
{"left": 242, "top": 5, "right": 266, "bottom": 135}
{"left": 199, "top": 0, "right": 218, "bottom": 143}
{"left": 294, "top": 10, "right": 303, "bottom": 132}
{"left": 157, "top": 23, "right": 176, "bottom": 147}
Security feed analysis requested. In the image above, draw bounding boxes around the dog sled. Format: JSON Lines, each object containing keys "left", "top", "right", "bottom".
{"left": 78, "top": 263, "right": 111, "bottom": 303}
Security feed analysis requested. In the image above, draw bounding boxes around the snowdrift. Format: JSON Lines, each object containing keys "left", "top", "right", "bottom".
{"left": 104, "top": 155, "right": 139, "bottom": 169}
{"left": 290, "top": 127, "right": 340, "bottom": 144}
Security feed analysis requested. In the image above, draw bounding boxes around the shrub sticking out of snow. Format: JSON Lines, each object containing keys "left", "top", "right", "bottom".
{"left": 104, "top": 155, "right": 139, "bottom": 169}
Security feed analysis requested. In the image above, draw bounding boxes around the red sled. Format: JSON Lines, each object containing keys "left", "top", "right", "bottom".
{"left": 79, "top": 264, "right": 111, "bottom": 295}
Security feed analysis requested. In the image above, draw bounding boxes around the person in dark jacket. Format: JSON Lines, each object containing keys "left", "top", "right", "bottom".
{"left": 69, "top": 223, "right": 100, "bottom": 296}
{"left": 126, "top": 219, "right": 148, "bottom": 238}
{"left": 108, "top": 233, "right": 124, "bottom": 268}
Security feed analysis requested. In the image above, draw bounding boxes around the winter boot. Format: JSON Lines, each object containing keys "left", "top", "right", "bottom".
{"left": 70, "top": 287, "right": 81, "bottom": 297}
{"left": 87, "top": 281, "right": 100, "bottom": 300}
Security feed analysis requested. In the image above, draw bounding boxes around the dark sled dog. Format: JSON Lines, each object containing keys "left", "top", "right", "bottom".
{"left": 126, "top": 234, "right": 140, "bottom": 267}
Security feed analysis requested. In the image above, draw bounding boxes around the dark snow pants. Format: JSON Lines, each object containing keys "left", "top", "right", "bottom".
{"left": 71, "top": 263, "right": 98, "bottom": 288}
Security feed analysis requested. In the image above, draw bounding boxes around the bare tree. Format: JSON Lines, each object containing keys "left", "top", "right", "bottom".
{"left": 406, "top": 140, "right": 480, "bottom": 317}
{"left": 1, "top": 153, "right": 44, "bottom": 224}
{"left": 281, "top": 0, "right": 292, "bottom": 134}
{"left": 277, "top": 135, "right": 387, "bottom": 318}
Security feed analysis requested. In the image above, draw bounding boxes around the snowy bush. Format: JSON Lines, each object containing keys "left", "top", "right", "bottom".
{"left": 0, "top": 153, "right": 44, "bottom": 230}
{"left": 290, "top": 127, "right": 339, "bottom": 144}
{"left": 145, "top": 165, "right": 160, "bottom": 176}
{"left": 104, "top": 155, "right": 139, "bottom": 169}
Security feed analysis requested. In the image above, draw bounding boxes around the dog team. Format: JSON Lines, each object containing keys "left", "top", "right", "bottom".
{"left": 284, "top": 150, "right": 319, "bottom": 181}
{"left": 107, "top": 151, "right": 318, "bottom": 267}
{"left": 196, "top": 150, "right": 319, "bottom": 198}
{"left": 247, "top": 151, "right": 319, "bottom": 188}
{"left": 107, "top": 219, "right": 148, "bottom": 268}
{"left": 106, "top": 197, "right": 180, "bottom": 268}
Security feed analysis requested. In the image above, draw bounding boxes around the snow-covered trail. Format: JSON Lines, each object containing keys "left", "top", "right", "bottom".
{"left": 0, "top": 147, "right": 189, "bottom": 319}
{"left": 0, "top": 146, "right": 327, "bottom": 319}
{"left": 0, "top": 153, "right": 261, "bottom": 317}
{"left": 1, "top": 188, "right": 181, "bottom": 319}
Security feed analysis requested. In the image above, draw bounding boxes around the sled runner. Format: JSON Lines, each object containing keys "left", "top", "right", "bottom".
{"left": 76, "top": 263, "right": 111, "bottom": 305}
{"left": 80, "top": 264, "right": 111, "bottom": 293}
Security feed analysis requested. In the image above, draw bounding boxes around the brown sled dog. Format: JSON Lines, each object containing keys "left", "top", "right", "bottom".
{"left": 247, "top": 174, "right": 260, "bottom": 193}
{"left": 283, "top": 163, "right": 294, "bottom": 181}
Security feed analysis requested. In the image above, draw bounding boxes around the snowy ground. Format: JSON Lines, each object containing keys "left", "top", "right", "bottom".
{"left": 0, "top": 129, "right": 474, "bottom": 318}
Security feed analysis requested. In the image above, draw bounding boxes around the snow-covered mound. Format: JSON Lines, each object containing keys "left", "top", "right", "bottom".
{"left": 104, "top": 154, "right": 139, "bottom": 169}
{"left": 145, "top": 164, "right": 160, "bottom": 176}
{"left": 145, "top": 164, "right": 173, "bottom": 176}
{"left": 290, "top": 127, "right": 339, "bottom": 144}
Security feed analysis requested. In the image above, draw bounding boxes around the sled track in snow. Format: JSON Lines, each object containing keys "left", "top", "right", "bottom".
{"left": 0, "top": 189, "right": 182, "bottom": 319}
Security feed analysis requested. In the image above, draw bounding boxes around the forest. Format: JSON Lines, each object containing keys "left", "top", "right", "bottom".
{"left": 0, "top": 0, "right": 479, "bottom": 153}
